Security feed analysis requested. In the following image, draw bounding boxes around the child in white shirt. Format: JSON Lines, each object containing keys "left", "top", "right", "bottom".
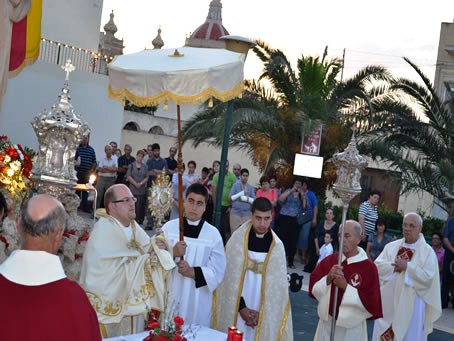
{"left": 317, "top": 232, "right": 334, "bottom": 264}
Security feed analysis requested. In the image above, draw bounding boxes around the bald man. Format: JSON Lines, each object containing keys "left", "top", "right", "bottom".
{"left": 373, "top": 213, "right": 442, "bottom": 341}
{"left": 80, "top": 184, "right": 175, "bottom": 338}
{"left": 0, "top": 195, "right": 101, "bottom": 340}
{"left": 95, "top": 144, "right": 118, "bottom": 208}
{"left": 309, "top": 220, "right": 383, "bottom": 340}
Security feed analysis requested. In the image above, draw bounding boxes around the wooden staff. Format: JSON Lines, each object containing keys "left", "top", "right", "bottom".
{"left": 176, "top": 105, "right": 184, "bottom": 258}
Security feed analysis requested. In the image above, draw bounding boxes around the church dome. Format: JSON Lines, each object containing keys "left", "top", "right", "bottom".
{"left": 185, "top": 0, "right": 229, "bottom": 48}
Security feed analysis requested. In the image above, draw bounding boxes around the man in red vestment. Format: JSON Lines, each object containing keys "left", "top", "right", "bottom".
{"left": 309, "top": 220, "right": 382, "bottom": 340}
{"left": 0, "top": 194, "right": 101, "bottom": 340}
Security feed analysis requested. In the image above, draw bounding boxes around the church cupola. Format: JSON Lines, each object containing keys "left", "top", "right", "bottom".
{"left": 99, "top": 10, "right": 124, "bottom": 59}
{"left": 185, "top": 0, "right": 229, "bottom": 49}
{"left": 103, "top": 10, "right": 118, "bottom": 37}
{"left": 152, "top": 27, "right": 164, "bottom": 49}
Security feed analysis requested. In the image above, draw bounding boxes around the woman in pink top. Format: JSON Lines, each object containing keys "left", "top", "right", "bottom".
{"left": 256, "top": 176, "right": 278, "bottom": 226}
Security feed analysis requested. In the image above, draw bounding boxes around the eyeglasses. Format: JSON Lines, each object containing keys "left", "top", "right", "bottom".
{"left": 112, "top": 197, "right": 137, "bottom": 204}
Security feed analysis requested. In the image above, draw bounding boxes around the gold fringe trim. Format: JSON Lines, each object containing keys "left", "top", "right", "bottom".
{"left": 108, "top": 81, "right": 244, "bottom": 106}
{"left": 255, "top": 232, "right": 276, "bottom": 341}
{"left": 9, "top": 54, "right": 39, "bottom": 78}
{"left": 278, "top": 298, "right": 291, "bottom": 341}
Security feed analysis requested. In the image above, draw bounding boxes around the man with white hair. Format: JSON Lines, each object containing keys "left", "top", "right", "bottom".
{"left": 309, "top": 220, "right": 383, "bottom": 340}
{"left": 373, "top": 212, "right": 442, "bottom": 340}
{"left": 95, "top": 144, "right": 117, "bottom": 208}
{"left": 232, "top": 163, "right": 241, "bottom": 180}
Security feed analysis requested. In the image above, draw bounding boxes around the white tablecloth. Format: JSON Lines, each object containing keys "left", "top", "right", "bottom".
{"left": 104, "top": 325, "right": 227, "bottom": 341}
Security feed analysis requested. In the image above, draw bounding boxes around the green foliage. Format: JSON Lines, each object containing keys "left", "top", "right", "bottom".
{"left": 357, "top": 58, "right": 454, "bottom": 211}
{"left": 124, "top": 100, "right": 158, "bottom": 115}
{"left": 182, "top": 41, "right": 392, "bottom": 188}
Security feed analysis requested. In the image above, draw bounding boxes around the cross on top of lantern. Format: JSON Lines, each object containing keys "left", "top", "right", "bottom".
{"left": 332, "top": 128, "right": 368, "bottom": 203}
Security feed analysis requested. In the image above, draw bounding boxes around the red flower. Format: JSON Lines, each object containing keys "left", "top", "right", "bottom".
{"left": 5, "top": 146, "right": 18, "bottom": 159}
{"left": 147, "top": 321, "right": 160, "bottom": 330}
{"left": 173, "top": 335, "right": 183, "bottom": 341}
{"left": 78, "top": 231, "right": 90, "bottom": 243}
{"left": 0, "top": 235, "right": 9, "bottom": 249}
{"left": 0, "top": 136, "right": 7, "bottom": 141}
{"left": 173, "top": 316, "right": 184, "bottom": 327}
{"left": 63, "top": 229, "right": 77, "bottom": 238}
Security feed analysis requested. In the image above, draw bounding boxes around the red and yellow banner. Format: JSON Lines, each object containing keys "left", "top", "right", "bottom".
{"left": 9, "top": 0, "right": 42, "bottom": 77}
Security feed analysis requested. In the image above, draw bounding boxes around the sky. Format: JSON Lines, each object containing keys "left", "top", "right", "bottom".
{"left": 100, "top": 0, "right": 454, "bottom": 84}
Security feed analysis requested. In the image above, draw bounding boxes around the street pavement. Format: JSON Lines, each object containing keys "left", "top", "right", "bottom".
{"left": 288, "top": 261, "right": 454, "bottom": 340}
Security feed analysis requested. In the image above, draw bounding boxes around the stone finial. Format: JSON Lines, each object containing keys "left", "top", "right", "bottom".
{"left": 104, "top": 10, "right": 118, "bottom": 36}
{"left": 152, "top": 27, "right": 164, "bottom": 49}
{"left": 207, "top": 0, "right": 222, "bottom": 21}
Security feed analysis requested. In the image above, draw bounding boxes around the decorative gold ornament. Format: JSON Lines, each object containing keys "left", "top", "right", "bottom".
{"left": 148, "top": 169, "right": 174, "bottom": 229}
{"left": 168, "top": 49, "right": 184, "bottom": 58}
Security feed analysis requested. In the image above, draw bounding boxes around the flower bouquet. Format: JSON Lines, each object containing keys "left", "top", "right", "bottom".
{"left": 144, "top": 314, "right": 187, "bottom": 341}
{"left": 0, "top": 135, "right": 33, "bottom": 204}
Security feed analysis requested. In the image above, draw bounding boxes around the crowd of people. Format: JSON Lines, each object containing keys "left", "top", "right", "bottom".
{"left": 0, "top": 137, "right": 452, "bottom": 340}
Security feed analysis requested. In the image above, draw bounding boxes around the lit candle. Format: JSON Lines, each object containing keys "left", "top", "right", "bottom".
{"left": 227, "top": 326, "right": 237, "bottom": 341}
{"left": 232, "top": 330, "right": 243, "bottom": 341}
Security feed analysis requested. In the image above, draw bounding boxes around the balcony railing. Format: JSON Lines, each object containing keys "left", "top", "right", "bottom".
{"left": 38, "top": 38, "right": 113, "bottom": 75}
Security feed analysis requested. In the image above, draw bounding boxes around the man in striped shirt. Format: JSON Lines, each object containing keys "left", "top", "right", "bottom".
{"left": 75, "top": 136, "right": 96, "bottom": 213}
{"left": 358, "top": 190, "right": 381, "bottom": 250}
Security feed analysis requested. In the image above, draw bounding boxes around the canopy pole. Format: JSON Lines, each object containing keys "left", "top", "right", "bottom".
{"left": 177, "top": 104, "right": 184, "bottom": 251}
{"left": 213, "top": 100, "right": 234, "bottom": 236}
{"left": 330, "top": 202, "right": 348, "bottom": 341}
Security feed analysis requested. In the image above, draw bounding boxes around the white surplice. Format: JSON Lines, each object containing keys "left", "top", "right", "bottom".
{"left": 162, "top": 219, "right": 226, "bottom": 327}
{"left": 236, "top": 250, "right": 266, "bottom": 341}
{"left": 373, "top": 234, "right": 442, "bottom": 341}
{"left": 80, "top": 216, "right": 175, "bottom": 337}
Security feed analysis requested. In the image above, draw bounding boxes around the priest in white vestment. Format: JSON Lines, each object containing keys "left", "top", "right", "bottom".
{"left": 80, "top": 184, "right": 175, "bottom": 338}
{"left": 373, "top": 212, "right": 442, "bottom": 341}
{"left": 213, "top": 197, "right": 293, "bottom": 341}
{"left": 162, "top": 183, "right": 226, "bottom": 327}
{"left": 309, "top": 220, "right": 383, "bottom": 341}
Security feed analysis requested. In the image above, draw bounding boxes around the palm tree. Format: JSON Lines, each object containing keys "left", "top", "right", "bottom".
{"left": 182, "top": 41, "right": 391, "bottom": 185}
{"left": 358, "top": 57, "right": 454, "bottom": 207}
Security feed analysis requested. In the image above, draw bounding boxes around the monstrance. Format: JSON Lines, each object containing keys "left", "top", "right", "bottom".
{"left": 149, "top": 169, "right": 173, "bottom": 230}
